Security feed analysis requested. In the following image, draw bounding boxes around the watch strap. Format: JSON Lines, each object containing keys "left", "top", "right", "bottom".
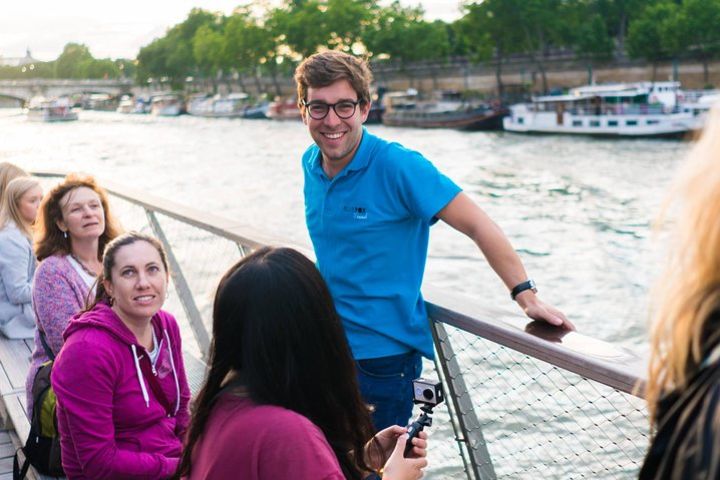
{"left": 511, "top": 279, "right": 537, "bottom": 300}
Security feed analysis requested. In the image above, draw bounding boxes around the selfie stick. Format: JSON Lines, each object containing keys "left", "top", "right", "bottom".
{"left": 403, "top": 404, "right": 434, "bottom": 458}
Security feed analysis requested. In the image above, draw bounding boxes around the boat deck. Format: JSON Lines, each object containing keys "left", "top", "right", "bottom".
{"left": 0, "top": 334, "right": 207, "bottom": 479}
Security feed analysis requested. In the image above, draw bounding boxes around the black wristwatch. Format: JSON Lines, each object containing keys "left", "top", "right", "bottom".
{"left": 511, "top": 279, "right": 537, "bottom": 300}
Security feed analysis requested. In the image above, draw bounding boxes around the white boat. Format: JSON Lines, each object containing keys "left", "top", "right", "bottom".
{"left": 116, "top": 95, "right": 135, "bottom": 114}
{"left": 503, "top": 82, "right": 696, "bottom": 137}
{"left": 150, "top": 93, "right": 183, "bottom": 116}
{"left": 26, "top": 97, "right": 78, "bottom": 122}
{"left": 681, "top": 89, "right": 720, "bottom": 130}
{"left": 186, "top": 93, "right": 214, "bottom": 116}
{"left": 211, "top": 93, "right": 250, "bottom": 118}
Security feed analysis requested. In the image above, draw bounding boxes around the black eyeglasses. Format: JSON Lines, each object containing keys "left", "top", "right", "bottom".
{"left": 302, "top": 99, "right": 361, "bottom": 120}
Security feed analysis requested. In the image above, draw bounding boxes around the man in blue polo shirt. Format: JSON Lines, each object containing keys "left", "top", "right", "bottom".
{"left": 295, "top": 51, "right": 574, "bottom": 431}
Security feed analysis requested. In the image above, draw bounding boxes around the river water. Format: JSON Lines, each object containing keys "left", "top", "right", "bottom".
{"left": 0, "top": 109, "right": 692, "bottom": 477}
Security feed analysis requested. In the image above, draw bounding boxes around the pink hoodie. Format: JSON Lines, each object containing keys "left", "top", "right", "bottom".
{"left": 52, "top": 302, "right": 191, "bottom": 479}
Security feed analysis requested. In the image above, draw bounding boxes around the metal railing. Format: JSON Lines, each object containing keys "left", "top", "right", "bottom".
{"left": 34, "top": 171, "right": 650, "bottom": 479}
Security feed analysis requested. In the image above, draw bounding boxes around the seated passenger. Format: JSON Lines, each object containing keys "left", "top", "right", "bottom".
{"left": 177, "top": 247, "right": 428, "bottom": 480}
{"left": 52, "top": 232, "right": 191, "bottom": 479}
{"left": 640, "top": 108, "right": 720, "bottom": 478}
{"left": 25, "top": 174, "right": 121, "bottom": 417}
{"left": 0, "top": 162, "right": 27, "bottom": 210}
{"left": 0, "top": 177, "right": 43, "bottom": 338}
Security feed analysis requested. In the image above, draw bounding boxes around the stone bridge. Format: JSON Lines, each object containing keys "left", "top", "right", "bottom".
{"left": 0, "top": 78, "right": 135, "bottom": 103}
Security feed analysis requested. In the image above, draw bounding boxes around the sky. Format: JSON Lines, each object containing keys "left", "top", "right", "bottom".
{"left": 0, "top": 1, "right": 464, "bottom": 62}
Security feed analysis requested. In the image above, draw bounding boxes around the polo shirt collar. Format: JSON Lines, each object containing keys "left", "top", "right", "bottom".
{"left": 310, "top": 127, "right": 375, "bottom": 179}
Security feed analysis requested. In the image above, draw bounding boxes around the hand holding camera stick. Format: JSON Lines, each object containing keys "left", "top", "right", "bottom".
{"left": 403, "top": 404, "right": 434, "bottom": 458}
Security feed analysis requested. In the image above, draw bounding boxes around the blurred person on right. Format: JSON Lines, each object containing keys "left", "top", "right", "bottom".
{"left": 25, "top": 173, "right": 121, "bottom": 418}
{"left": 176, "top": 247, "right": 427, "bottom": 480}
{"left": 640, "top": 107, "right": 720, "bottom": 479}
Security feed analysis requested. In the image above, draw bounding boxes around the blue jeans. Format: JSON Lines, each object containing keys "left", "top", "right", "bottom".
{"left": 356, "top": 351, "right": 423, "bottom": 432}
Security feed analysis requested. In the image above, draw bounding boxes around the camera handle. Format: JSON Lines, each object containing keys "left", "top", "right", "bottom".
{"left": 403, "top": 405, "right": 434, "bottom": 458}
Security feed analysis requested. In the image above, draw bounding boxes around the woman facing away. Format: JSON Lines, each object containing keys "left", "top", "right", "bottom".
{"left": 0, "top": 177, "right": 43, "bottom": 339}
{"left": 25, "top": 173, "right": 121, "bottom": 417}
{"left": 0, "top": 162, "right": 27, "bottom": 212}
{"left": 639, "top": 107, "right": 720, "bottom": 479}
{"left": 176, "top": 247, "right": 428, "bottom": 480}
{"left": 52, "top": 232, "right": 191, "bottom": 479}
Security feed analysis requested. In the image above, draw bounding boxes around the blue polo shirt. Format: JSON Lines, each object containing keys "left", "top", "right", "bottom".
{"left": 302, "top": 128, "right": 461, "bottom": 360}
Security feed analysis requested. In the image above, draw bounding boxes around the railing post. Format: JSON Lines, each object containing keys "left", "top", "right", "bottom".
{"left": 430, "top": 319, "right": 496, "bottom": 480}
{"left": 146, "top": 210, "right": 211, "bottom": 358}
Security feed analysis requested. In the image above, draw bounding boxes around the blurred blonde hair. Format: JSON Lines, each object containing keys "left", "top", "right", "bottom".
{"left": 0, "top": 176, "right": 41, "bottom": 239}
{"left": 0, "top": 162, "right": 28, "bottom": 213}
{"left": 646, "top": 106, "right": 720, "bottom": 424}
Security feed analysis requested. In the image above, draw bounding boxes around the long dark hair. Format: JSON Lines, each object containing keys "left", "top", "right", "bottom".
{"left": 84, "top": 231, "right": 169, "bottom": 312}
{"left": 177, "top": 247, "right": 379, "bottom": 479}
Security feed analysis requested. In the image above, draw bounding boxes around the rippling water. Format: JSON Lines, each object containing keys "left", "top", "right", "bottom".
{"left": 0, "top": 108, "right": 692, "bottom": 477}
{"left": 0, "top": 109, "right": 689, "bottom": 347}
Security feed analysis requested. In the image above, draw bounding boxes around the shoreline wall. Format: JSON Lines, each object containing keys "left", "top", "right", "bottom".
{"left": 206, "top": 57, "right": 720, "bottom": 97}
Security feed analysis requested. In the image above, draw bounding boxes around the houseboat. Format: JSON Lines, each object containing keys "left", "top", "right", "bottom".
{"left": 266, "top": 98, "right": 301, "bottom": 120}
{"left": 382, "top": 89, "right": 506, "bottom": 130}
{"left": 26, "top": 97, "right": 78, "bottom": 122}
{"left": 503, "top": 82, "right": 696, "bottom": 137}
{"left": 150, "top": 93, "right": 183, "bottom": 116}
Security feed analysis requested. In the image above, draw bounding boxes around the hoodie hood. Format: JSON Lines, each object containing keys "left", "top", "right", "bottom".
{"left": 63, "top": 302, "right": 181, "bottom": 414}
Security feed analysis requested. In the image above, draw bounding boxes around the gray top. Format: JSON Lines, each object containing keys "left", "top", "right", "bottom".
{"left": 0, "top": 222, "right": 37, "bottom": 339}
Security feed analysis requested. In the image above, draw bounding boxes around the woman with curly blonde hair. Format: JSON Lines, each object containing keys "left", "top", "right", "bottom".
{"left": 640, "top": 108, "right": 720, "bottom": 479}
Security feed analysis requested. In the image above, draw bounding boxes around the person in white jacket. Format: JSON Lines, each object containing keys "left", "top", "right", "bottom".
{"left": 0, "top": 176, "right": 43, "bottom": 339}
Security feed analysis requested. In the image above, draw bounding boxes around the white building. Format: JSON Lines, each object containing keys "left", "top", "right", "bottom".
{"left": 0, "top": 49, "right": 36, "bottom": 67}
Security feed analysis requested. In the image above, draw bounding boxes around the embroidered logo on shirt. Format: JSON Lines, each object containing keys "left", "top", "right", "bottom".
{"left": 343, "top": 206, "right": 367, "bottom": 220}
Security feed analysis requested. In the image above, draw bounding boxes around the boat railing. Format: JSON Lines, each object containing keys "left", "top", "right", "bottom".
{"left": 32, "top": 171, "right": 650, "bottom": 479}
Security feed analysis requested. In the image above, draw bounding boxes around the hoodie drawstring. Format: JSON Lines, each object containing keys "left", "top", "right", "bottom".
{"left": 164, "top": 329, "right": 181, "bottom": 415}
{"left": 131, "top": 344, "right": 150, "bottom": 408}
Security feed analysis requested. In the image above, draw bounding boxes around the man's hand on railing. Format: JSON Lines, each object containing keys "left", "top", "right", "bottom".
{"left": 515, "top": 290, "right": 575, "bottom": 331}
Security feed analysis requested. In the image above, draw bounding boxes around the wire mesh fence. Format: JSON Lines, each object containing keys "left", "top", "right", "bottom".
{"left": 433, "top": 323, "right": 649, "bottom": 479}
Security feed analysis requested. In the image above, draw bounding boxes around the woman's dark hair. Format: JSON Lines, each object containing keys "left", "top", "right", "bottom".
{"left": 34, "top": 173, "right": 122, "bottom": 261}
{"left": 85, "top": 231, "right": 169, "bottom": 311}
{"left": 177, "top": 247, "right": 380, "bottom": 479}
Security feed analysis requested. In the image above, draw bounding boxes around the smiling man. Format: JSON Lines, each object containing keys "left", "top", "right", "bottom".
{"left": 295, "top": 51, "right": 574, "bottom": 431}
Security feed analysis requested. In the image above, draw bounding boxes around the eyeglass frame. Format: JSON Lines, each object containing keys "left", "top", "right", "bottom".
{"left": 300, "top": 99, "right": 364, "bottom": 120}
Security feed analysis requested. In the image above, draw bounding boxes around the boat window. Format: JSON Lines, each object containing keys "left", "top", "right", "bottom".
{"left": 626, "top": 120, "right": 638, "bottom": 126}
{"left": 572, "top": 120, "right": 583, "bottom": 127}
{"left": 589, "top": 120, "right": 600, "bottom": 127}
{"left": 517, "top": 117, "right": 524, "bottom": 124}
{"left": 646, "top": 119, "right": 660, "bottom": 125}
{"left": 608, "top": 120, "right": 618, "bottom": 127}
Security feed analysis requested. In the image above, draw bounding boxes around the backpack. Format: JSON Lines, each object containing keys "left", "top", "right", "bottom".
{"left": 13, "top": 331, "right": 64, "bottom": 479}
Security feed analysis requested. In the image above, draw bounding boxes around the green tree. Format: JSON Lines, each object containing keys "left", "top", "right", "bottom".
{"left": 79, "top": 58, "right": 121, "bottom": 79}
{"left": 627, "top": 1, "right": 678, "bottom": 80}
{"left": 574, "top": 13, "right": 614, "bottom": 81}
{"left": 675, "top": 0, "right": 720, "bottom": 85}
{"left": 594, "top": 0, "right": 659, "bottom": 56}
{"left": 136, "top": 8, "right": 220, "bottom": 87}
{"left": 55, "top": 43, "right": 93, "bottom": 78}
{"left": 193, "top": 24, "right": 226, "bottom": 88}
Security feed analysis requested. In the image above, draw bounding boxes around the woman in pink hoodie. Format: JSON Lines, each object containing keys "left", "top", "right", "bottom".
{"left": 52, "top": 232, "right": 191, "bottom": 479}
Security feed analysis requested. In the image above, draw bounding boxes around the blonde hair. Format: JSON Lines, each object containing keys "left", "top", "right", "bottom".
{"left": 0, "top": 162, "right": 28, "bottom": 214}
{"left": 646, "top": 106, "right": 720, "bottom": 424}
{"left": 0, "top": 176, "right": 41, "bottom": 239}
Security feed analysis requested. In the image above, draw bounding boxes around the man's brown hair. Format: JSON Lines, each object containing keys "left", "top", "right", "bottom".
{"left": 294, "top": 51, "right": 373, "bottom": 110}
